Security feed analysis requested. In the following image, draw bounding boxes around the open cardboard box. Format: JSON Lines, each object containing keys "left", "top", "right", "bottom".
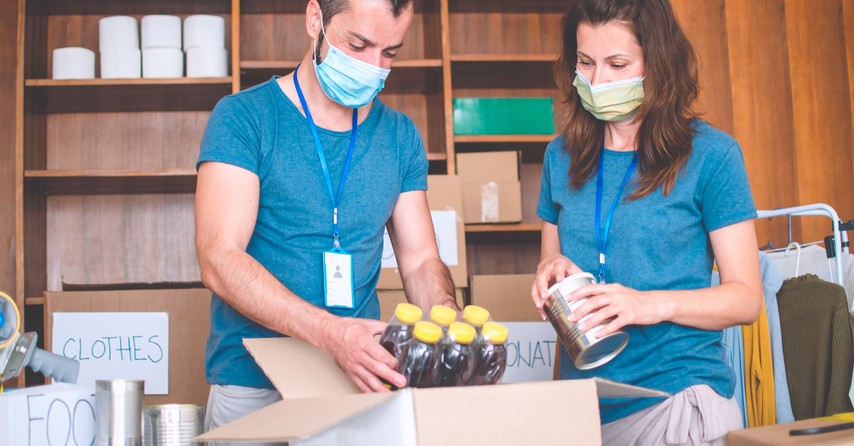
{"left": 199, "top": 337, "right": 669, "bottom": 445}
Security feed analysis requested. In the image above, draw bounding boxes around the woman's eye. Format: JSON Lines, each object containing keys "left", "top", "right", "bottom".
{"left": 578, "top": 60, "right": 592, "bottom": 68}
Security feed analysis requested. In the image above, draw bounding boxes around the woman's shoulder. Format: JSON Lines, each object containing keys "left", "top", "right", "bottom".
{"left": 690, "top": 119, "right": 743, "bottom": 161}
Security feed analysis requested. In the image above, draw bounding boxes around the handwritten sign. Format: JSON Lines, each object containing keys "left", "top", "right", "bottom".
{"left": 52, "top": 312, "right": 169, "bottom": 394}
{"left": 0, "top": 383, "right": 96, "bottom": 446}
{"left": 382, "top": 210, "right": 459, "bottom": 268}
{"left": 500, "top": 322, "right": 559, "bottom": 384}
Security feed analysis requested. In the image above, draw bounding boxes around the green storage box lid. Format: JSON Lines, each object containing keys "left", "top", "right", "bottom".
{"left": 453, "top": 97, "right": 555, "bottom": 135}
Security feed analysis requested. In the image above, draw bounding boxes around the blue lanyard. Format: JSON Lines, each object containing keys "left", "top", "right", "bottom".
{"left": 595, "top": 147, "right": 637, "bottom": 283}
{"left": 293, "top": 65, "right": 358, "bottom": 249}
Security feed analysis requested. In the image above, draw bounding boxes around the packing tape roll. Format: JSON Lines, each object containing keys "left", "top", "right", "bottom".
{"left": 101, "top": 48, "right": 142, "bottom": 79}
{"left": 186, "top": 46, "right": 227, "bottom": 77}
{"left": 0, "top": 291, "right": 20, "bottom": 350}
{"left": 52, "top": 47, "right": 96, "bottom": 80}
{"left": 143, "top": 47, "right": 183, "bottom": 78}
{"left": 141, "top": 15, "right": 182, "bottom": 49}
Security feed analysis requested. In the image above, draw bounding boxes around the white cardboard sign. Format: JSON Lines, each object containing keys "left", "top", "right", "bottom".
{"left": 0, "top": 383, "right": 96, "bottom": 446}
{"left": 500, "top": 322, "right": 559, "bottom": 384}
{"left": 382, "top": 210, "right": 458, "bottom": 268}
{"left": 52, "top": 312, "right": 169, "bottom": 394}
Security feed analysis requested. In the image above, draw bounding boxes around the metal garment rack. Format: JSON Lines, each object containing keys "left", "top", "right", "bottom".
{"left": 757, "top": 203, "right": 850, "bottom": 289}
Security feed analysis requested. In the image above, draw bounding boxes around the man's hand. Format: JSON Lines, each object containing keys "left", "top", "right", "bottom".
{"left": 319, "top": 317, "right": 407, "bottom": 392}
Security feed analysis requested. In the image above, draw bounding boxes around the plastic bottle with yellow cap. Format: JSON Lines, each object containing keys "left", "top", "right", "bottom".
{"left": 434, "top": 321, "right": 477, "bottom": 387}
{"left": 397, "top": 321, "right": 442, "bottom": 388}
{"left": 379, "top": 303, "right": 423, "bottom": 359}
{"left": 462, "top": 305, "right": 491, "bottom": 334}
{"left": 429, "top": 305, "right": 456, "bottom": 341}
{"left": 467, "top": 321, "right": 509, "bottom": 386}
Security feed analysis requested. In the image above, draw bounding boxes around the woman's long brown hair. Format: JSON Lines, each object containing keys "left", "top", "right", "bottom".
{"left": 554, "top": 0, "right": 700, "bottom": 199}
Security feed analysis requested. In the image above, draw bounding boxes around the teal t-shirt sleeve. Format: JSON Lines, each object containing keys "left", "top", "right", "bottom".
{"left": 197, "top": 95, "right": 262, "bottom": 174}
{"left": 699, "top": 142, "right": 757, "bottom": 232}
{"left": 537, "top": 140, "right": 559, "bottom": 224}
{"left": 400, "top": 123, "right": 428, "bottom": 192}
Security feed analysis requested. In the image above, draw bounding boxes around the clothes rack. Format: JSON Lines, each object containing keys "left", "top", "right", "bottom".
{"left": 756, "top": 203, "right": 849, "bottom": 290}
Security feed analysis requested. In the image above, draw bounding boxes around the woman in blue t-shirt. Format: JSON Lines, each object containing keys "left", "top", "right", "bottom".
{"left": 530, "top": 0, "right": 762, "bottom": 443}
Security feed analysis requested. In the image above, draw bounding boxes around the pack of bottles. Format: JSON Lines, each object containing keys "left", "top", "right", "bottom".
{"left": 379, "top": 303, "right": 509, "bottom": 389}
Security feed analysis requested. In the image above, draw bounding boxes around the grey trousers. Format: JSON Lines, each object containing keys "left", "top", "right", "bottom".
{"left": 204, "top": 384, "right": 284, "bottom": 446}
{"left": 601, "top": 385, "right": 743, "bottom": 446}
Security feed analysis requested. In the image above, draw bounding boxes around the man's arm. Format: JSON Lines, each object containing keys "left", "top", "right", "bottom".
{"left": 196, "top": 161, "right": 405, "bottom": 392}
{"left": 385, "top": 190, "right": 459, "bottom": 310}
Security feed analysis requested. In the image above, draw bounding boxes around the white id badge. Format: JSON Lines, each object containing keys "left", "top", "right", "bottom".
{"left": 323, "top": 249, "right": 354, "bottom": 308}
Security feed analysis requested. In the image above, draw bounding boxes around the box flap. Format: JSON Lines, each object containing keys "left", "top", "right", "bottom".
{"left": 457, "top": 151, "right": 520, "bottom": 183}
{"left": 198, "top": 392, "right": 394, "bottom": 443}
{"left": 244, "top": 338, "right": 358, "bottom": 398}
{"left": 412, "top": 380, "right": 601, "bottom": 445}
{"left": 727, "top": 418, "right": 854, "bottom": 445}
{"left": 593, "top": 378, "right": 671, "bottom": 398}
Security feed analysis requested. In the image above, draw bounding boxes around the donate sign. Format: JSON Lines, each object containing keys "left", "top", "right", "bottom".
{"left": 0, "top": 383, "right": 96, "bottom": 446}
{"left": 500, "top": 322, "right": 559, "bottom": 383}
{"left": 52, "top": 312, "right": 169, "bottom": 394}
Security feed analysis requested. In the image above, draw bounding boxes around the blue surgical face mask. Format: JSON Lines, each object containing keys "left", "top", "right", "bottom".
{"left": 312, "top": 13, "right": 390, "bottom": 108}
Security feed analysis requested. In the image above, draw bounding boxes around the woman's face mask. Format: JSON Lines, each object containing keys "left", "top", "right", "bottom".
{"left": 573, "top": 70, "right": 644, "bottom": 122}
{"left": 312, "top": 12, "right": 390, "bottom": 108}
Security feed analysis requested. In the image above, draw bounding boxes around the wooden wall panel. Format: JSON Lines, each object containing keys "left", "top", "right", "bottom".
{"left": 845, "top": 0, "right": 854, "bottom": 179}
{"left": 672, "top": 0, "right": 734, "bottom": 134}
{"left": 725, "top": 0, "right": 797, "bottom": 247}
{"left": 785, "top": 0, "right": 854, "bottom": 244}
{"left": 1, "top": 0, "right": 17, "bottom": 296}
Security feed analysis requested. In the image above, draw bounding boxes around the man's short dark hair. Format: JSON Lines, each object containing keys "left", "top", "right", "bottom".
{"left": 318, "top": 0, "right": 415, "bottom": 26}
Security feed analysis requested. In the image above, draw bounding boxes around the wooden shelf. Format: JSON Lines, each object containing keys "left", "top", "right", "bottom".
{"left": 426, "top": 152, "right": 447, "bottom": 161}
{"left": 451, "top": 54, "right": 557, "bottom": 63}
{"left": 25, "top": 169, "right": 197, "bottom": 195}
{"left": 25, "top": 77, "right": 233, "bottom": 113}
{"left": 455, "top": 134, "right": 556, "bottom": 144}
{"left": 465, "top": 223, "right": 541, "bottom": 233}
{"left": 25, "top": 297, "right": 46, "bottom": 306}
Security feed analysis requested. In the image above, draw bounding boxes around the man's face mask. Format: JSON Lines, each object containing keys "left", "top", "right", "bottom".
{"left": 573, "top": 70, "right": 644, "bottom": 122}
{"left": 312, "top": 11, "right": 390, "bottom": 108}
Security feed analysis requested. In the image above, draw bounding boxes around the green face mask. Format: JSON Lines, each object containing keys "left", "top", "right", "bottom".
{"left": 573, "top": 70, "right": 645, "bottom": 122}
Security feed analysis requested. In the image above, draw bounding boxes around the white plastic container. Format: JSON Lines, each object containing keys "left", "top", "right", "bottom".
{"left": 100, "top": 48, "right": 142, "bottom": 79}
{"left": 52, "top": 47, "right": 96, "bottom": 79}
{"left": 183, "top": 14, "right": 226, "bottom": 50}
{"left": 99, "top": 16, "right": 139, "bottom": 52}
{"left": 186, "top": 46, "right": 227, "bottom": 77}
{"left": 141, "top": 15, "right": 182, "bottom": 49}
{"left": 142, "top": 47, "right": 183, "bottom": 78}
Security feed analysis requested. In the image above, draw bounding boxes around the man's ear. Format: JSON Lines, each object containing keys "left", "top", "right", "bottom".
{"left": 305, "top": 0, "right": 322, "bottom": 41}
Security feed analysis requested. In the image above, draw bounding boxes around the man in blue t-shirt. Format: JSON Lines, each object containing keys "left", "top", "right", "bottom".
{"left": 195, "top": 0, "right": 458, "bottom": 433}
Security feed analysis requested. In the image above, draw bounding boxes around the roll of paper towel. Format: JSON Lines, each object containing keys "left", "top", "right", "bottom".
{"left": 141, "top": 15, "right": 182, "bottom": 49}
{"left": 99, "top": 16, "right": 139, "bottom": 51}
{"left": 186, "top": 47, "right": 227, "bottom": 77}
{"left": 52, "top": 47, "right": 96, "bottom": 79}
{"left": 101, "top": 48, "right": 142, "bottom": 79}
{"left": 183, "top": 15, "right": 226, "bottom": 50}
{"left": 143, "top": 48, "right": 183, "bottom": 78}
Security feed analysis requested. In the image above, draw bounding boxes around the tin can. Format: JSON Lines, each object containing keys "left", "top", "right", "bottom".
{"left": 544, "top": 272, "right": 628, "bottom": 370}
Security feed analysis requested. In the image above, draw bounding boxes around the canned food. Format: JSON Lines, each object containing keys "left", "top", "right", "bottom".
{"left": 544, "top": 272, "right": 628, "bottom": 370}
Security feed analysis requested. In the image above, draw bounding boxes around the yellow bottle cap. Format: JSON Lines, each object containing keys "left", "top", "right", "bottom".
{"left": 394, "top": 303, "right": 423, "bottom": 325}
{"left": 413, "top": 321, "right": 442, "bottom": 344}
{"left": 448, "top": 322, "right": 476, "bottom": 344}
{"left": 481, "top": 322, "right": 509, "bottom": 344}
{"left": 462, "top": 305, "right": 490, "bottom": 327}
{"left": 430, "top": 305, "right": 457, "bottom": 328}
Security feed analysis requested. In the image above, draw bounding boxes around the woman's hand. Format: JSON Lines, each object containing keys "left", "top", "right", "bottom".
{"left": 566, "top": 283, "right": 668, "bottom": 337}
{"left": 531, "top": 253, "right": 584, "bottom": 319}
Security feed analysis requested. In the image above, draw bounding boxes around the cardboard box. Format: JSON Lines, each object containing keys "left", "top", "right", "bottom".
{"left": 0, "top": 383, "right": 96, "bottom": 446}
{"left": 727, "top": 418, "right": 854, "bottom": 445}
{"left": 457, "top": 152, "right": 522, "bottom": 224}
{"left": 44, "top": 289, "right": 211, "bottom": 406}
{"left": 453, "top": 98, "right": 555, "bottom": 135}
{"left": 378, "top": 175, "right": 467, "bottom": 289}
{"left": 377, "top": 289, "right": 464, "bottom": 322}
{"left": 199, "top": 337, "right": 669, "bottom": 445}
{"left": 469, "top": 274, "right": 540, "bottom": 322}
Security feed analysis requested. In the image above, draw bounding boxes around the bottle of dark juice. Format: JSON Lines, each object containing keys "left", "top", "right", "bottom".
{"left": 430, "top": 305, "right": 457, "bottom": 342}
{"left": 434, "top": 322, "right": 476, "bottom": 387}
{"left": 397, "top": 321, "right": 442, "bottom": 388}
{"left": 379, "top": 303, "right": 423, "bottom": 358}
{"left": 467, "top": 321, "right": 509, "bottom": 386}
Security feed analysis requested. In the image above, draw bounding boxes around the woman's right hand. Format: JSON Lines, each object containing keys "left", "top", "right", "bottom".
{"left": 531, "top": 254, "right": 583, "bottom": 319}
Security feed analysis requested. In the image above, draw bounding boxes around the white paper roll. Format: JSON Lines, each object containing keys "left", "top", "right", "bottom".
{"left": 142, "top": 47, "right": 183, "bottom": 78}
{"left": 99, "top": 16, "right": 139, "bottom": 51}
{"left": 100, "top": 48, "right": 141, "bottom": 79}
{"left": 183, "top": 15, "right": 226, "bottom": 50}
{"left": 141, "top": 15, "right": 182, "bottom": 49}
{"left": 52, "top": 47, "right": 96, "bottom": 79}
{"left": 186, "top": 47, "right": 227, "bottom": 77}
